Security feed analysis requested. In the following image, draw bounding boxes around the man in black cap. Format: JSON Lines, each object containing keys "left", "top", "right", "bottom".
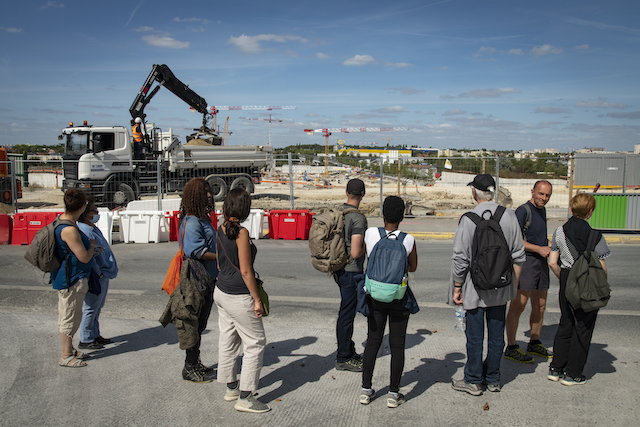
{"left": 448, "top": 174, "right": 525, "bottom": 395}
{"left": 334, "top": 178, "right": 368, "bottom": 372}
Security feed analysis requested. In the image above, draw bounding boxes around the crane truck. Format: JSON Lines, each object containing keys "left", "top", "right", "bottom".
{"left": 60, "top": 64, "right": 272, "bottom": 208}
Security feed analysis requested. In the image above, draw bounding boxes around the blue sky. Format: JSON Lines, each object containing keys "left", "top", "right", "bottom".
{"left": 1, "top": 0, "right": 639, "bottom": 151}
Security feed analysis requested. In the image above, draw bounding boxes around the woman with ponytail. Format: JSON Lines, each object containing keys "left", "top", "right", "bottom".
{"left": 215, "top": 188, "right": 270, "bottom": 413}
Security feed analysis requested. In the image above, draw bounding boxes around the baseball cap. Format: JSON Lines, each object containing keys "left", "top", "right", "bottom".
{"left": 346, "top": 178, "right": 365, "bottom": 196}
{"left": 467, "top": 174, "right": 495, "bottom": 191}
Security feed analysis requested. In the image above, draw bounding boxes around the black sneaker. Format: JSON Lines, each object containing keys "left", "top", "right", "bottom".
{"left": 335, "top": 358, "right": 363, "bottom": 372}
{"left": 560, "top": 375, "right": 587, "bottom": 386}
{"left": 196, "top": 359, "right": 216, "bottom": 374}
{"left": 182, "top": 365, "right": 213, "bottom": 383}
{"left": 527, "top": 342, "right": 552, "bottom": 358}
{"left": 78, "top": 341, "right": 104, "bottom": 350}
{"left": 548, "top": 367, "right": 563, "bottom": 382}
{"left": 504, "top": 346, "right": 534, "bottom": 363}
{"left": 95, "top": 336, "right": 113, "bottom": 345}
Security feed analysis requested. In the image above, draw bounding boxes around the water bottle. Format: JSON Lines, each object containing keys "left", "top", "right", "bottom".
{"left": 454, "top": 306, "right": 466, "bottom": 332}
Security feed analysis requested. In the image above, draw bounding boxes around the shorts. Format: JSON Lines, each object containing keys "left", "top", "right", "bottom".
{"left": 57, "top": 278, "right": 88, "bottom": 336}
{"left": 518, "top": 255, "right": 550, "bottom": 292}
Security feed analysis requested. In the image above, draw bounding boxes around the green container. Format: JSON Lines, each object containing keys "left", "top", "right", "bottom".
{"left": 589, "top": 195, "right": 627, "bottom": 229}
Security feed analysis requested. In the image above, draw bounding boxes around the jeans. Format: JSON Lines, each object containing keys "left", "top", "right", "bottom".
{"left": 464, "top": 305, "right": 506, "bottom": 385}
{"left": 362, "top": 297, "right": 410, "bottom": 392}
{"left": 335, "top": 269, "right": 360, "bottom": 363}
{"left": 79, "top": 275, "right": 109, "bottom": 343}
{"left": 550, "top": 269, "right": 599, "bottom": 378}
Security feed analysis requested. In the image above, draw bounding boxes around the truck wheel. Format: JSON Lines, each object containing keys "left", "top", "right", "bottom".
{"left": 110, "top": 183, "right": 135, "bottom": 208}
{"left": 207, "top": 177, "right": 227, "bottom": 202}
{"left": 230, "top": 176, "right": 254, "bottom": 194}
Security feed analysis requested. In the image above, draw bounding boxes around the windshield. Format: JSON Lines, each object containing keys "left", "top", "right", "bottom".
{"left": 66, "top": 132, "right": 89, "bottom": 155}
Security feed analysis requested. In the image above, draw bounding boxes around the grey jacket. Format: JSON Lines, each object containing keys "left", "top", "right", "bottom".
{"left": 447, "top": 201, "right": 526, "bottom": 310}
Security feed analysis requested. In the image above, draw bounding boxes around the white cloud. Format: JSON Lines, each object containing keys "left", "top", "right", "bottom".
{"left": 372, "top": 106, "right": 409, "bottom": 113}
{"left": 575, "top": 98, "right": 629, "bottom": 108}
{"left": 531, "top": 44, "right": 563, "bottom": 56}
{"left": 386, "top": 87, "right": 425, "bottom": 95}
{"left": 442, "top": 108, "right": 467, "bottom": 116}
{"left": 142, "top": 35, "right": 190, "bottom": 49}
{"left": 227, "top": 34, "right": 309, "bottom": 54}
{"left": 474, "top": 46, "right": 496, "bottom": 57}
{"left": 508, "top": 49, "right": 523, "bottom": 55}
{"left": 602, "top": 112, "right": 640, "bottom": 119}
{"left": 40, "top": 1, "right": 64, "bottom": 9}
{"left": 132, "top": 26, "right": 154, "bottom": 32}
{"left": 439, "top": 66, "right": 448, "bottom": 70}
{"left": 3, "top": 27, "right": 23, "bottom": 33}
{"left": 574, "top": 44, "right": 589, "bottom": 50}
{"left": 173, "top": 17, "right": 210, "bottom": 24}
{"left": 383, "top": 61, "right": 413, "bottom": 68}
{"left": 315, "top": 52, "right": 330, "bottom": 59}
{"left": 457, "top": 88, "right": 520, "bottom": 98}
{"left": 534, "top": 106, "right": 571, "bottom": 114}
{"left": 343, "top": 54, "right": 376, "bottom": 66}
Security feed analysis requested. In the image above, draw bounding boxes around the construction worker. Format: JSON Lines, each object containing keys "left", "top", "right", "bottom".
{"left": 132, "top": 117, "right": 144, "bottom": 160}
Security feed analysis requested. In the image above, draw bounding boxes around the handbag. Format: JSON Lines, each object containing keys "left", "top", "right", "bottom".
{"left": 162, "top": 223, "right": 186, "bottom": 295}
{"left": 217, "top": 232, "right": 269, "bottom": 317}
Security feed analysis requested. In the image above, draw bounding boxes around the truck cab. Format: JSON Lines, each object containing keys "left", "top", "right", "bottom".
{"left": 61, "top": 123, "right": 136, "bottom": 208}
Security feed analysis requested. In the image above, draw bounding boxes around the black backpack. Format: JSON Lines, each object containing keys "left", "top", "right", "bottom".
{"left": 462, "top": 206, "right": 514, "bottom": 291}
{"left": 565, "top": 229, "right": 610, "bottom": 312}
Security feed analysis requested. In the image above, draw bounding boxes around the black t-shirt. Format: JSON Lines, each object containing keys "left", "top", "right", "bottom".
{"left": 216, "top": 226, "right": 257, "bottom": 295}
{"left": 515, "top": 201, "right": 548, "bottom": 251}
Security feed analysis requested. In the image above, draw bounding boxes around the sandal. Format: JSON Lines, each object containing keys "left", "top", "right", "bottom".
{"left": 59, "top": 356, "right": 87, "bottom": 368}
{"left": 73, "top": 349, "right": 91, "bottom": 360}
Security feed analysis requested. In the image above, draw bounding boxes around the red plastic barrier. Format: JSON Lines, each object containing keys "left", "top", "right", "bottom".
{"left": 11, "top": 213, "right": 28, "bottom": 245}
{"left": 170, "top": 211, "right": 222, "bottom": 242}
{"left": 0, "top": 214, "right": 12, "bottom": 245}
{"left": 268, "top": 210, "right": 311, "bottom": 240}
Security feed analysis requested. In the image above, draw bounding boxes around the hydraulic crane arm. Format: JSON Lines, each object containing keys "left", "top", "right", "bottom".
{"left": 129, "top": 64, "right": 208, "bottom": 125}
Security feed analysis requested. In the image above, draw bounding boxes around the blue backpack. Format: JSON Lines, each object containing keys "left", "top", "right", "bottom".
{"left": 364, "top": 228, "right": 408, "bottom": 303}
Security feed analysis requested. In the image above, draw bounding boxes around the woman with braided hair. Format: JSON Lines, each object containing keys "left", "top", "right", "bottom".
{"left": 177, "top": 178, "right": 218, "bottom": 382}
{"left": 215, "top": 188, "right": 270, "bottom": 413}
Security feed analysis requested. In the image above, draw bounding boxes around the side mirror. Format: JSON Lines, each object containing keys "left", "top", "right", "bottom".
{"left": 92, "top": 140, "right": 103, "bottom": 154}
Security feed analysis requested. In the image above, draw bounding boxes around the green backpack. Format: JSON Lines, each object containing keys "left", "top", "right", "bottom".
{"left": 565, "top": 230, "right": 610, "bottom": 312}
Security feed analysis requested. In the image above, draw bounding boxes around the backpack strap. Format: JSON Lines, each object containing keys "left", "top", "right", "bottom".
{"left": 492, "top": 205, "right": 506, "bottom": 223}
{"left": 378, "top": 228, "right": 407, "bottom": 243}
{"left": 461, "top": 211, "right": 482, "bottom": 225}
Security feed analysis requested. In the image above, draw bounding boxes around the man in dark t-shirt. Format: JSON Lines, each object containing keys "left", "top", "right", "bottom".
{"left": 505, "top": 180, "right": 553, "bottom": 363}
{"left": 334, "top": 179, "right": 367, "bottom": 372}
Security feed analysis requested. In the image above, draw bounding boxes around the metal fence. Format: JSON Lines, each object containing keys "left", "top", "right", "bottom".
{"left": 11, "top": 154, "right": 638, "bottom": 220}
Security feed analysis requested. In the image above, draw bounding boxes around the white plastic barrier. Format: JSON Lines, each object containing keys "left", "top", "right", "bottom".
{"left": 241, "top": 209, "right": 267, "bottom": 240}
{"left": 119, "top": 211, "right": 169, "bottom": 244}
{"left": 126, "top": 199, "right": 182, "bottom": 212}
{"left": 96, "top": 208, "right": 115, "bottom": 245}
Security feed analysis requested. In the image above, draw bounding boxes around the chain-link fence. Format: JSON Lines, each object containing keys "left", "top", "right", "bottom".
{"left": 4, "top": 153, "right": 638, "bottom": 219}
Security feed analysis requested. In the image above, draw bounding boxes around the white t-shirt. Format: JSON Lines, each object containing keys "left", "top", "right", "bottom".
{"left": 364, "top": 227, "right": 415, "bottom": 257}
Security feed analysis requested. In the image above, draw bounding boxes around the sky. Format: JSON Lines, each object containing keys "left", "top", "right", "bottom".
{"left": 1, "top": 0, "right": 639, "bottom": 152}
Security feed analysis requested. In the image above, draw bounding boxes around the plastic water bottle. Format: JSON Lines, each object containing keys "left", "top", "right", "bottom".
{"left": 455, "top": 306, "right": 466, "bottom": 332}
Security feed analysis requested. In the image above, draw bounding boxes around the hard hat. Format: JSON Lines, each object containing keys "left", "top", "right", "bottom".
{"left": 134, "top": 117, "right": 142, "bottom": 123}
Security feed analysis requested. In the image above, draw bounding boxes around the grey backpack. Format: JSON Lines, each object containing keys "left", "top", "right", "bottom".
{"left": 309, "top": 208, "right": 359, "bottom": 274}
{"left": 565, "top": 230, "right": 611, "bottom": 312}
{"left": 24, "top": 216, "right": 77, "bottom": 272}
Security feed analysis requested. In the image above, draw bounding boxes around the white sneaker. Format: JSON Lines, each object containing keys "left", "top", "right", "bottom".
{"left": 234, "top": 394, "right": 271, "bottom": 413}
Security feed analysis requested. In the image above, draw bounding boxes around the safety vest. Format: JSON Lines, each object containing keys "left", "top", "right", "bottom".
{"left": 132, "top": 123, "right": 144, "bottom": 143}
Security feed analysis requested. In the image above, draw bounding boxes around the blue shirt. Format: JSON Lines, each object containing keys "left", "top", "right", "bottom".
{"left": 179, "top": 215, "right": 218, "bottom": 280}
{"left": 51, "top": 224, "right": 94, "bottom": 290}
{"left": 78, "top": 222, "right": 118, "bottom": 280}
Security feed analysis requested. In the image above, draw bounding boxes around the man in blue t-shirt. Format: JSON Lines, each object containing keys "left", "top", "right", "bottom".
{"left": 505, "top": 180, "right": 553, "bottom": 363}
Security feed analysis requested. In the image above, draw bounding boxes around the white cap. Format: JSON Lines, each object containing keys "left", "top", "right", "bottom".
{"left": 134, "top": 117, "right": 142, "bottom": 123}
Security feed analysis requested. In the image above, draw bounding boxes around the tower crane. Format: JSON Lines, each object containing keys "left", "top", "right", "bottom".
{"left": 303, "top": 127, "right": 408, "bottom": 176}
{"left": 222, "top": 117, "right": 230, "bottom": 145}
{"left": 239, "top": 114, "right": 284, "bottom": 146}
{"left": 191, "top": 105, "right": 295, "bottom": 130}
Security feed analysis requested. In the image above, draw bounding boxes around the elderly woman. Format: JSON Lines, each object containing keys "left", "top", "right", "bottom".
{"left": 52, "top": 189, "right": 97, "bottom": 367}
{"left": 77, "top": 198, "right": 118, "bottom": 350}
{"left": 548, "top": 193, "right": 610, "bottom": 386}
{"left": 215, "top": 188, "right": 269, "bottom": 414}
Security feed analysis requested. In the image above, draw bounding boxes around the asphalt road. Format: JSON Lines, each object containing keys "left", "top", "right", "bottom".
{"left": 1, "top": 239, "right": 640, "bottom": 426}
